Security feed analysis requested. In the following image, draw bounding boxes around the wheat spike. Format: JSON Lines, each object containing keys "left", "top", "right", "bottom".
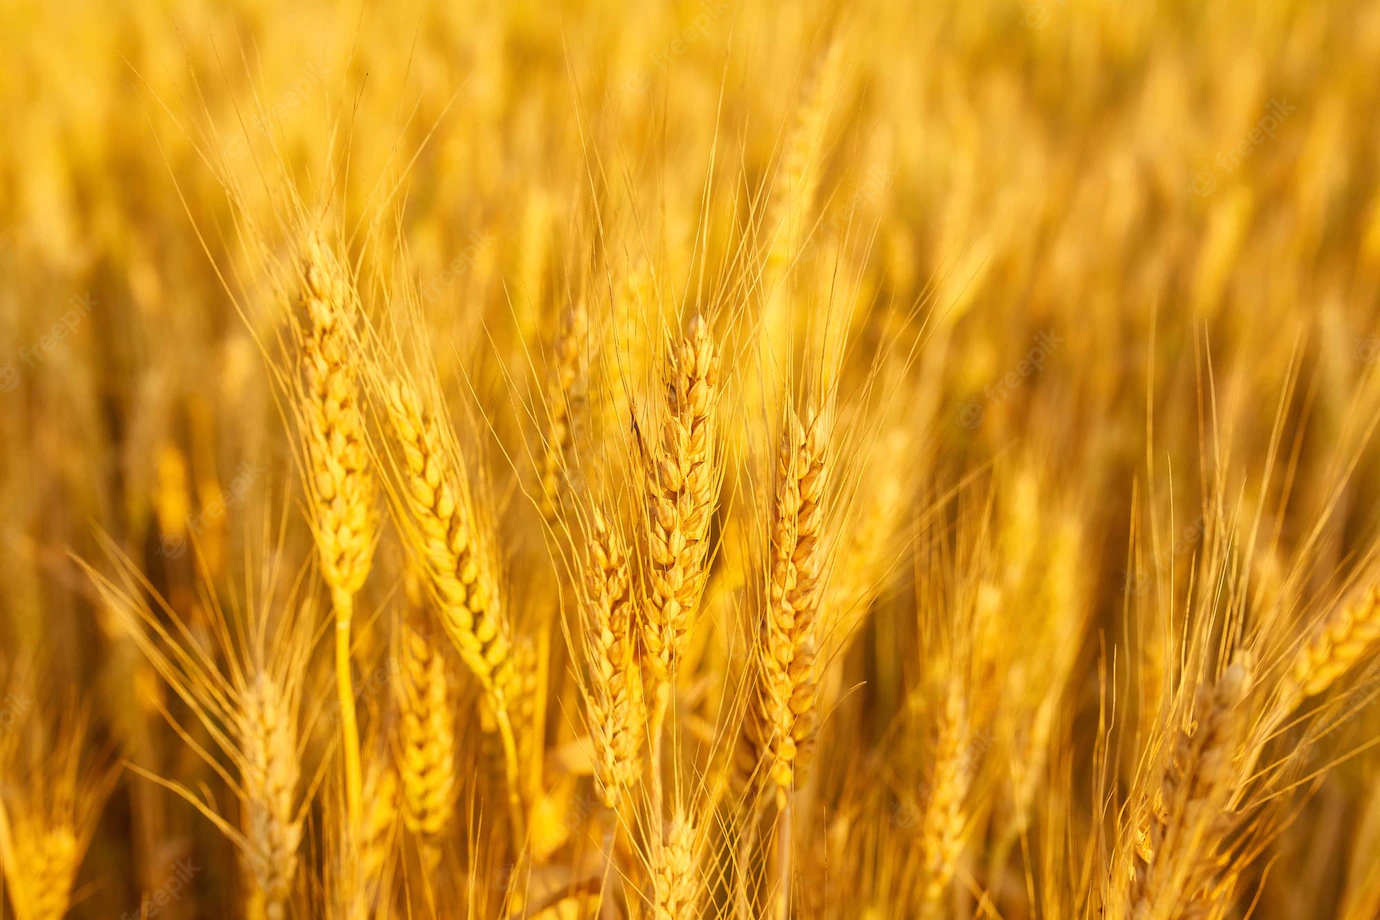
{"left": 240, "top": 673, "right": 304, "bottom": 920}
{"left": 741, "top": 409, "right": 830, "bottom": 800}
{"left": 0, "top": 823, "right": 79, "bottom": 920}
{"left": 298, "top": 234, "right": 378, "bottom": 597}
{"left": 378, "top": 376, "right": 525, "bottom": 839}
{"left": 397, "top": 615, "right": 455, "bottom": 871}
{"left": 539, "top": 298, "right": 588, "bottom": 521}
{"left": 296, "top": 233, "right": 379, "bottom": 829}
{"left": 381, "top": 378, "right": 513, "bottom": 702}
{"left": 652, "top": 810, "right": 699, "bottom": 920}
{"left": 1283, "top": 586, "right": 1380, "bottom": 703}
{"left": 642, "top": 314, "right": 721, "bottom": 684}
{"left": 348, "top": 748, "right": 399, "bottom": 919}
{"left": 918, "top": 683, "right": 973, "bottom": 919}
{"left": 1121, "top": 657, "right": 1253, "bottom": 920}
{"left": 582, "top": 507, "right": 645, "bottom": 809}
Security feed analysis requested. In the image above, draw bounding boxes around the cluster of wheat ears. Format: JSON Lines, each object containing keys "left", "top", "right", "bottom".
{"left": 5, "top": 0, "right": 1380, "bottom": 918}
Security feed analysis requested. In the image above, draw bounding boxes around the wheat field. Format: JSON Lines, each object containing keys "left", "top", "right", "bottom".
{"left": 3, "top": 0, "right": 1380, "bottom": 917}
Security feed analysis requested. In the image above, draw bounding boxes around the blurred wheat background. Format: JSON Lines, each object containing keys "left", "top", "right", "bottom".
{"left": 4, "top": 0, "right": 1380, "bottom": 917}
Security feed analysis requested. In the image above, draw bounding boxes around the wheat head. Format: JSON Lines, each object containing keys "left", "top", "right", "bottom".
{"left": 582, "top": 507, "right": 645, "bottom": 809}
{"left": 240, "top": 673, "right": 304, "bottom": 920}
{"left": 642, "top": 314, "right": 720, "bottom": 684}
{"left": 741, "top": 408, "right": 830, "bottom": 800}
{"left": 397, "top": 616, "right": 456, "bottom": 871}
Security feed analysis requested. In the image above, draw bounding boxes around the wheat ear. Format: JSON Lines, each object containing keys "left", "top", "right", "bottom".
{"left": 1121, "top": 657, "right": 1253, "bottom": 920}
{"left": 378, "top": 378, "right": 524, "bottom": 842}
{"left": 539, "top": 298, "right": 588, "bottom": 521}
{"left": 642, "top": 314, "right": 720, "bottom": 806}
{"left": 241, "top": 674, "right": 304, "bottom": 920}
{"left": 397, "top": 613, "right": 456, "bottom": 872}
{"left": 652, "top": 810, "right": 699, "bottom": 920}
{"left": 347, "top": 746, "right": 398, "bottom": 920}
{"left": 296, "top": 233, "right": 378, "bottom": 829}
{"left": 582, "top": 507, "right": 645, "bottom": 810}
{"left": 918, "top": 682, "right": 974, "bottom": 920}
{"left": 1281, "top": 586, "right": 1380, "bottom": 705}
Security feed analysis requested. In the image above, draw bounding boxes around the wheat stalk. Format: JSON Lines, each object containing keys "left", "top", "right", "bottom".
{"left": 641, "top": 314, "right": 721, "bottom": 811}
{"left": 295, "top": 233, "right": 379, "bottom": 829}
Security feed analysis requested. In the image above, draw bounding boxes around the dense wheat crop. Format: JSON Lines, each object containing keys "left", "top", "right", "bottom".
{"left": 6, "top": 0, "right": 1380, "bottom": 917}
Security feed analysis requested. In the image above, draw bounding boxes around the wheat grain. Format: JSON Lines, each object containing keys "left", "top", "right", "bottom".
{"left": 1120, "top": 657, "right": 1253, "bottom": 920}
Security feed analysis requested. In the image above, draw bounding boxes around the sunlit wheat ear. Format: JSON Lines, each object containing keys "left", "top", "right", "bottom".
{"left": 763, "top": 33, "right": 845, "bottom": 280}
{"left": 642, "top": 313, "right": 721, "bottom": 686}
{"left": 652, "top": 809, "right": 700, "bottom": 920}
{"left": 376, "top": 377, "right": 524, "bottom": 837}
{"left": 79, "top": 539, "right": 315, "bottom": 920}
{"left": 297, "top": 233, "right": 379, "bottom": 597}
{"left": 581, "top": 507, "right": 645, "bottom": 809}
{"left": 295, "top": 232, "right": 379, "bottom": 829}
{"left": 918, "top": 682, "right": 973, "bottom": 920}
{"left": 0, "top": 705, "right": 114, "bottom": 920}
{"left": 396, "top": 603, "right": 456, "bottom": 872}
{"left": 539, "top": 297, "right": 588, "bottom": 521}
{"left": 740, "top": 408, "right": 830, "bottom": 802}
{"left": 379, "top": 378, "right": 514, "bottom": 703}
{"left": 240, "top": 674, "right": 304, "bottom": 920}
{"left": 1280, "top": 586, "right": 1380, "bottom": 707}
{"left": 1122, "top": 657, "right": 1253, "bottom": 919}
{"left": 348, "top": 743, "right": 399, "bottom": 919}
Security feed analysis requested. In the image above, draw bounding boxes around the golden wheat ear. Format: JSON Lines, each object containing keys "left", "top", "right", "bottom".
{"left": 1281, "top": 586, "right": 1380, "bottom": 706}
{"left": 396, "top": 574, "right": 457, "bottom": 873}
{"left": 0, "top": 699, "right": 117, "bottom": 920}
{"left": 372, "top": 373, "right": 525, "bottom": 843}
{"left": 292, "top": 231, "right": 380, "bottom": 832}
{"left": 740, "top": 407, "right": 830, "bottom": 804}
